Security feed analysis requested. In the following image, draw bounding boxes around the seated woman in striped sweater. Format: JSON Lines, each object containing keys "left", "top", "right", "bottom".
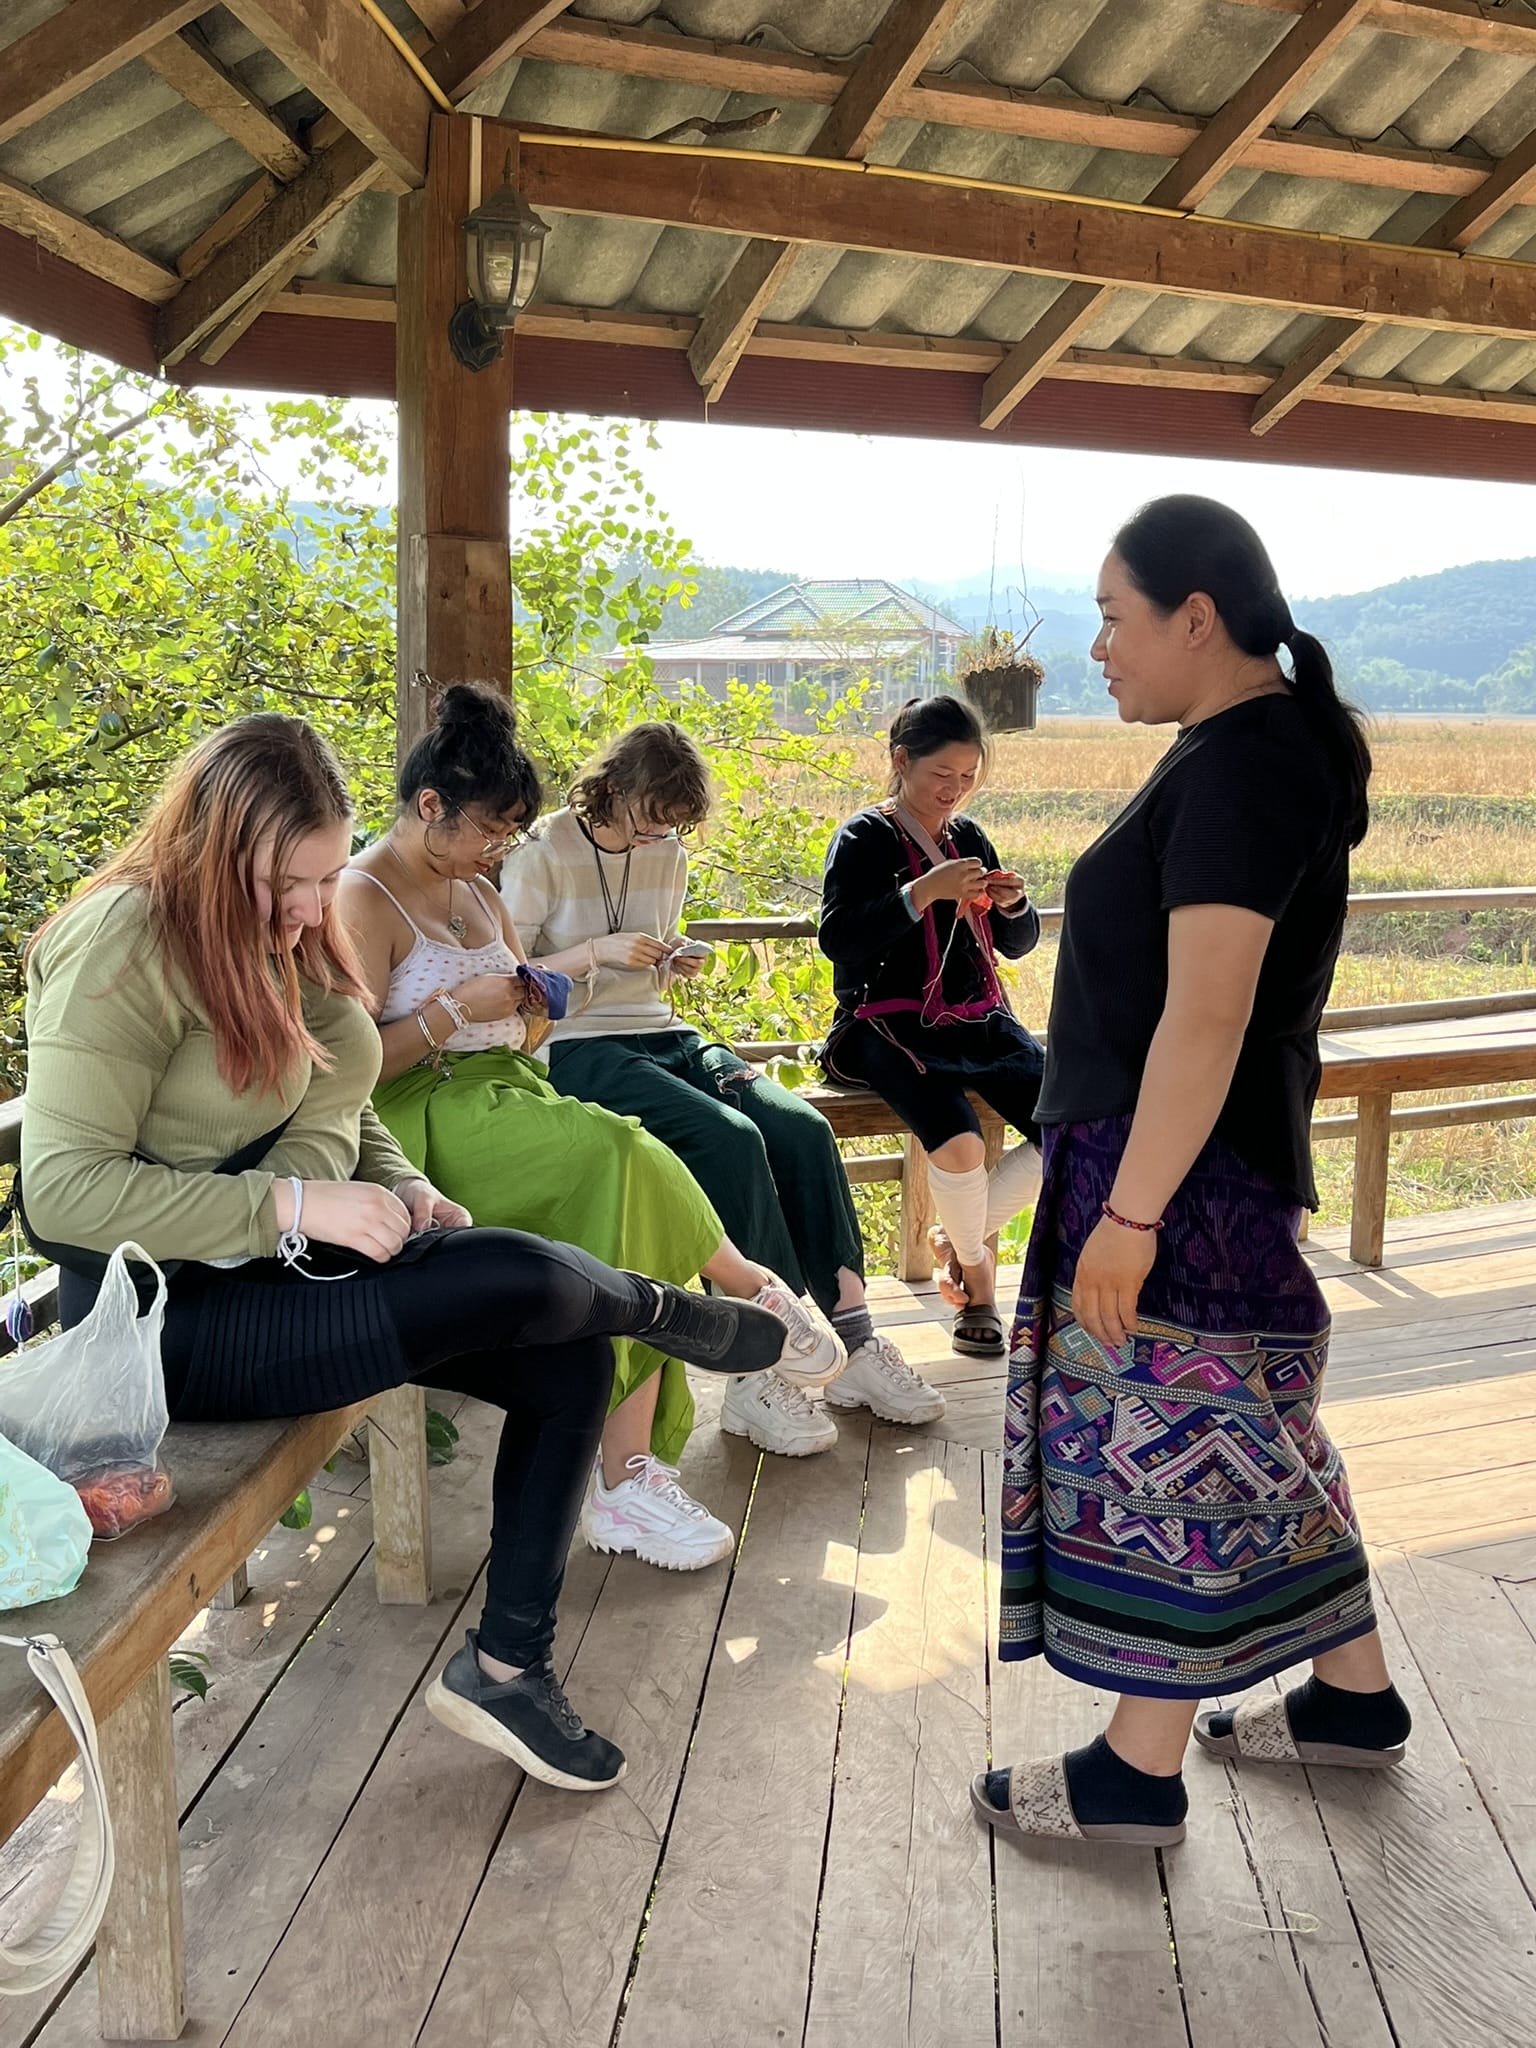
{"left": 339, "top": 685, "right": 844, "bottom": 1577}
{"left": 501, "top": 721, "right": 944, "bottom": 1460}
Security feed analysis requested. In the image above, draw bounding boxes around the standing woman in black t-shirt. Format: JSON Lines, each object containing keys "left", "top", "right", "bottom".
{"left": 819, "top": 696, "right": 1046, "bottom": 1357}
{"left": 976, "top": 496, "right": 1411, "bottom": 1849}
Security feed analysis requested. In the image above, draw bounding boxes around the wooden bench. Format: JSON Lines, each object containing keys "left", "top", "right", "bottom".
{"left": 689, "top": 903, "right": 1536, "bottom": 1275}
{"left": 0, "top": 1102, "right": 432, "bottom": 2041}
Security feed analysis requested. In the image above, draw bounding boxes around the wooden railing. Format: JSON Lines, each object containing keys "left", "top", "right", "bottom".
{"left": 6, "top": 889, "right": 1535, "bottom": 1279}
{"left": 688, "top": 886, "right": 1536, "bottom": 1268}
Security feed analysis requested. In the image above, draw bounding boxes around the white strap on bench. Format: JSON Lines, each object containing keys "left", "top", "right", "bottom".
{"left": 0, "top": 1633, "right": 115, "bottom": 1997}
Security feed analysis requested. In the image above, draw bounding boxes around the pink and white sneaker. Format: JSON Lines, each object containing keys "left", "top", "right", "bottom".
{"left": 751, "top": 1271, "right": 846, "bottom": 1391}
{"left": 580, "top": 1454, "right": 735, "bottom": 1571}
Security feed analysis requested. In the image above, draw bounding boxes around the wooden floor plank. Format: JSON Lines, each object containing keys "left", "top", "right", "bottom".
{"left": 1353, "top": 1461, "right": 1536, "bottom": 1550}
{"left": 29, "top": 1402, "right": 510, "bottom": 2048}
{"left": 415, "top": 1390, "right": 760, "bottom": 2048}
{"left": 1326, "top": 1369, "right": 1536, "bottom": 1451}
{"left": 0, "top": 1500, "right": 377, "bottom": 2048}
{"left": 984, "top": 1459, "right": 1187, "bottom": 2048}
{"left": 1342, "top": 1414, "right": 1536, "bottom": 1494}
{"left": 1180, "top": 1674, "right": 1395, "bottom": 2048}
{"left": 1377, "top": 1554, "right": 1536, "bottom": 1907}
{"left": 1300, "top": 1590, "right": 1536, "bottom": 2046}
{"left": 803, "top": 1432, "right": 995, "bottom": 2048}
{"left": 1434, "top": 1531, "right": 1536, "bottom": 1580}
{"left": 1166, "top": 1685, "right": 1392, "bottom": 2048}
{"left": 614, "top": 1416, "right": 873, "bottom": 2048}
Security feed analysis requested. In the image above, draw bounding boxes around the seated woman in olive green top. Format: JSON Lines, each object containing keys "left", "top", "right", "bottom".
{"left": 22, "top": 713, "right": 785, "bottom": 1795}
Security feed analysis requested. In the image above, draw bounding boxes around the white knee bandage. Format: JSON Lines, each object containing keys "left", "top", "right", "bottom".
{"left": 986, "top": 1141, "right": 1042, "bottom": 1236}
{"left": 926, "top": 1160, "right": 989, "bottom": 1268}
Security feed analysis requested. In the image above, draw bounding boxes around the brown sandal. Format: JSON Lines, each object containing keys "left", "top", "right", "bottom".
{"left": 971, "top": 1758, "right": 1186, "bottom": 1847}
{"left": 1193, "top": 1693, "right": 1406, "bottom": 1769}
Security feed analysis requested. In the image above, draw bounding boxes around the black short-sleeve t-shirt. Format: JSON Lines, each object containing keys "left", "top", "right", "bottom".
{"left": 1034, "top": 694, "right": 1351, "bottom": 1205}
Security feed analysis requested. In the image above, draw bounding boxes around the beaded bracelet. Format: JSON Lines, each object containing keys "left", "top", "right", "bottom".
{"left": 1102, "top": 1200, "right": 1164, "bottom": 1234}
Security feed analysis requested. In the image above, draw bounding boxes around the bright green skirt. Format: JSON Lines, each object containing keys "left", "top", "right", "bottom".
{"left": 374, "top": 1047, "right": 722, "bottom": 1463}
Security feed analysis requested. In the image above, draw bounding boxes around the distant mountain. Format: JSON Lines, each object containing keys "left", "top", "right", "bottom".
{"left": 1293, "top": 557, "right": 1536, "bottom": 685}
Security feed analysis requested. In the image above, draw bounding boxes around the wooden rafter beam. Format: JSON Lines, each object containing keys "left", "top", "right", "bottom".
{"left": 515, "top": 17, "right": 1500, "bottom": 201}
{"left": 155, "top": 0, "right": 572, "bottom": 363}
{"left": 1252, "top": 116, "right": 1536, "bottom": 433}
{"left": 981, "top": 0, "right": 1375, "bottom": 431}
{"left": 0, "top": 168, "right": 180, "bottom": 301}
{"left": 1250, "top": 315, "right": 1383, "bottom": 431}
{"left": 1226, "top": 0, "right": 1536, "bottom": 59}
{"left": 0, "top": 0, "right": 206, "bottom": 149}
{"left": 687, "top": 0, "right": 970, "bottom": 407}
{"left": 421, "top": 0, "right": 574, "bottom": 102}
{"left": 516, "top": 138, "right": 1536, "bottom": 342}
{"left": 141, "top": 25, "right": 309, "bottom": 181}
{"left": 253, "top": 292, "right": 1536, "bottom": 431}
{"left": 220, "top": 0, "right": 430, "bottom": 190}
{"left": 156, "top": 132, "right": 383, "bottom": 362}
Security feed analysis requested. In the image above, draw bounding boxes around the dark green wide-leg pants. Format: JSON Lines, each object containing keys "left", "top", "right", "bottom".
{"left": 548, "top": 1030, "right": 864, "bottom": 1315}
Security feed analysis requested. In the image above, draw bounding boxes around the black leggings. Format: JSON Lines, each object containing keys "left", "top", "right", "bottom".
{"left": 63, "top": 1228, "right": 658, "bottom": 1667}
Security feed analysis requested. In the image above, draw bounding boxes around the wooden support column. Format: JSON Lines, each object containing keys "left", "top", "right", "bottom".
{"left": 369, "top": 1383, "right": 434, "bottom": 1605}
{"left": 1350, "top": 1091, "right": 1393, "bottom": 1268}
{"left": 396, "top": 111, "right": 516, "bottom": 756}
{"left": 899, "top": 1135, "right": 937, "bottom": 1285}
{"left": 95, "top": 1658, "right": 186, "bottom": 2041}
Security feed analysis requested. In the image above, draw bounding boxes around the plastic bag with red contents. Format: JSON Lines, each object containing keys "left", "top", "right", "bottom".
{"left": 0, "top": 1243, "right": 175, "bottom": 1541}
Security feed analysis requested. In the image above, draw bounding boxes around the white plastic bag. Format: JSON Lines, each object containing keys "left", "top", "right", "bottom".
{"left": 0, "top": 1435, "right": 91, "bottom": 1610}
{"left": 0, "top": 1634, "right": 115, "bottom": 1996}
{"left": 0, "top": 1245, "right": 174, "bottom": 1541}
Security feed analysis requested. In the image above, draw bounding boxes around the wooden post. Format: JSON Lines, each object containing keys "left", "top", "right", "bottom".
{"left": 211, "top": 1560, "right": 249, "bottom": 1610}
{"left": 95, "top": 1659, "right": 186, "bottom": 2041}
{"left": 899, "top": 1134, "right": 936, "bottom": 1284}
{"left": 1350, "top": 1091, "right": 1393, "bottom": 1269}
{"left": 982, "top": 1114, "right": 1005, "bottom": 1262}
{"left": 396, "top": 110, "right": 517, "bottom": 755}
{"left": 369, "top": 1383, "right": 433, "bottom": 1605}
{"left": 1297, "top": 1208, "right": 1310, "bottom": 1243}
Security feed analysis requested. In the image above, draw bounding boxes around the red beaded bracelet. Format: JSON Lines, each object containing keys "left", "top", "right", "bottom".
{"left": 1102, "top": 1200, "right": 1164, "bottom": 1233}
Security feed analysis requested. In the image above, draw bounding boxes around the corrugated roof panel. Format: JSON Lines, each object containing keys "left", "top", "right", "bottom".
{"left": 4, "top": 0, "right": 1536, "bottom": 404}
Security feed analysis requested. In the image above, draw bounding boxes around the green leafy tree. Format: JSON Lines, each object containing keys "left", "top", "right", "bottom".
{"left": 0, "top": 329, "right": 862, "bottom": 1095}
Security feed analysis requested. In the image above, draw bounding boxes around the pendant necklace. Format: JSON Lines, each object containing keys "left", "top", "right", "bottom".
{"left": 387, "top": 838, "right": 467, "bottom": 942}
{"left": 584, "top": 824, "right": 633, "bottom": 934}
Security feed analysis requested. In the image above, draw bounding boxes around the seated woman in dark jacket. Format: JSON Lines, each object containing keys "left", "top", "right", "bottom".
{"left": 818, "top": 696, "right": 1045, "bottom": 1356}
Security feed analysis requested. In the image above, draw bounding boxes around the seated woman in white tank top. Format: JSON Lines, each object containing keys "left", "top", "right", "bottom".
{"left": 338, "top": 684, "right": 846, "bottom": 1576}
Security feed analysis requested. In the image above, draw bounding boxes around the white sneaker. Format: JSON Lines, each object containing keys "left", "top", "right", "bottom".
{"left": 826, "top": 1333, "right": 946, "bottom": 1425}
{"left": 580, "top": 1455, "right": 736, "bottom": 1571}
{"left": 720, "top": 1372, "right": 839, "bottom": 1457}
{"left": 751, "top": 1271, "right": 846, "bottom": 1390}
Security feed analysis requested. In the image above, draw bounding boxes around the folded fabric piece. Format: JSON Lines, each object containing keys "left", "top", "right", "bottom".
{"left": 516, "top": 962, "right": 575, "bottom": 1020}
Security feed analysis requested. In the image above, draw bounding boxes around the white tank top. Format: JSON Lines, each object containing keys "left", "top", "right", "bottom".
{"left": 354, "top": 870, "right": 527, "bottom": 1054}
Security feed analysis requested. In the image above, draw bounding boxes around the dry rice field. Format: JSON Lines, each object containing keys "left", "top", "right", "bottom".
{"left": 786, "top": 719, "right": 1536, "bottom": 1246}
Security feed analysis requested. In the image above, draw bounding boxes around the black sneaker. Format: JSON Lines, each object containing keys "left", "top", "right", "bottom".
{"left": 640, "top": 1282, "right": 786, "bottom": 1376}
{"left": 424, "top": 1631, "right": 626, "bottom": 1791}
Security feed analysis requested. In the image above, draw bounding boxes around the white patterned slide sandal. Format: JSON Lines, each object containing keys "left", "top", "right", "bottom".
{"left": 970, "top": 1757, "right": 1187, "bottom": 1848}
{"left": 1193, "top": 1691, "right": 1406, "bottom": 1770}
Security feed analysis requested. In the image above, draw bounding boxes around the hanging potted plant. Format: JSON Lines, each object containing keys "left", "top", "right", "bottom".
{"left": 959, "top": 623, "right": 1044, "bottom": 733}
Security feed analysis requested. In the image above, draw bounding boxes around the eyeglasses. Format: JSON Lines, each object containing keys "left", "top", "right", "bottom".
{"left": 450, "top": 806, "right": 529, "bottom": 859}
{"left": 625, "top": 801, "right": 693, "bottom": 843}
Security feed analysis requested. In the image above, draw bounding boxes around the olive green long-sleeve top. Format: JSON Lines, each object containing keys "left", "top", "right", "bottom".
{"left": 22, "top": 883, "right": 417, "bottom": 1263}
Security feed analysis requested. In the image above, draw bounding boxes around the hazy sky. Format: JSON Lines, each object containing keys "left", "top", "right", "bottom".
{"left": 634, "top": 421, "right": 1535, "bottom": 601}
{"left": 8, "top": 322, "right": 1529, "bottom": 603}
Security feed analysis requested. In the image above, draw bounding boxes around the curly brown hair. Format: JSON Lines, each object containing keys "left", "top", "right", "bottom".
{"left": 568, "top": 721, "right": 711, "bottom": 830}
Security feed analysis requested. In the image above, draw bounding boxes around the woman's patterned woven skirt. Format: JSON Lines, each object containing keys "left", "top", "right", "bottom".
{"left": 999, "top": 1117, "right": 1376, "bottom": 1698}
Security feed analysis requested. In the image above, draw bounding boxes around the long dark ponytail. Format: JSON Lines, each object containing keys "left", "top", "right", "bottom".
{"left": 1112, "top": 495, "right": 1372, "bottom": 846}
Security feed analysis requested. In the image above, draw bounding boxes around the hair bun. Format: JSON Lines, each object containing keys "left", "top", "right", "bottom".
{"left": 435, "top": 680, "right": 517, "bottom": 740}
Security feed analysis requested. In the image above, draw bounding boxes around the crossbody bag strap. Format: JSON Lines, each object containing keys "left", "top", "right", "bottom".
{"left": 0, "top": 1634, "right": 115, "bottom": 1997}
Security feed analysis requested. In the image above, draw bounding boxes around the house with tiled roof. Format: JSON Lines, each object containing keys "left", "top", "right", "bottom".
{"left": 615, "top": 578, "right": 967, "bottom": 707}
